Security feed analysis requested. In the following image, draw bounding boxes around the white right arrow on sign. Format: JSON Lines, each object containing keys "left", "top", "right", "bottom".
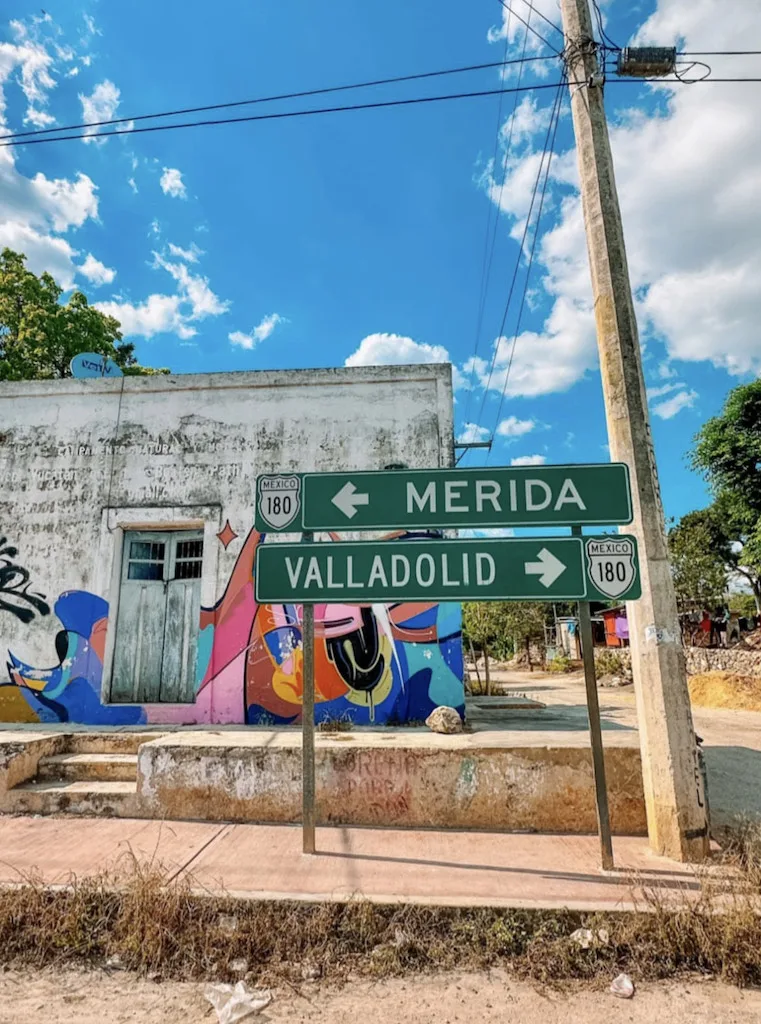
{"left": 331, "top": 481, "right": 370, "bottom": 519}
{"left": 524, "top": 547, "right": 567, "bottom": 587}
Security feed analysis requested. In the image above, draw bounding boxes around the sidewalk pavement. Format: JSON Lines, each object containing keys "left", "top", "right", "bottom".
{"left": 0, "top": 815, "right": 703, "bottom": 911}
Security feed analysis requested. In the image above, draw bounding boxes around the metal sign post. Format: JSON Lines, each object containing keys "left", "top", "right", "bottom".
{"left": 301, "top": 531, "right": 316, "bottom": 855}
{"left": 573, "top": 526, "right": 614, "bottom": 870}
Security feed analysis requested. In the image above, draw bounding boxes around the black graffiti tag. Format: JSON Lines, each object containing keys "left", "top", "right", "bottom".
{"left": 0, "top": 536, "right": 50, "bottom": 624}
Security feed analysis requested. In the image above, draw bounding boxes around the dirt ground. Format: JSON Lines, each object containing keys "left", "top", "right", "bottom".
{"left": 474, "top": 666, "right": 761, "bottom": 828}
{"left": 2, "top": 968, "right": 761, "bottom": 1024}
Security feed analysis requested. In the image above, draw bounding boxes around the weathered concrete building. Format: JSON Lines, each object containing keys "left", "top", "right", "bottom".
{"left": 0, "top": 364, "right": 463, "bottom": 727}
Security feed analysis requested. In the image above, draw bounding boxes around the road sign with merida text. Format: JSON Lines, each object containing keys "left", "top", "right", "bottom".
{"left": 254, "top": 463, "right": 632, "bottom": 534}
{"left": 255, "top": 534, "right": 641, "bottom": 604}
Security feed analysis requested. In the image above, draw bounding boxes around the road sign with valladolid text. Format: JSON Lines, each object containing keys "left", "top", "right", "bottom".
{"left": 255, "top": 535, "right": 641, "bottom": 604}
{"left": 254, "top": 463, "right": 632, "bottom": 534}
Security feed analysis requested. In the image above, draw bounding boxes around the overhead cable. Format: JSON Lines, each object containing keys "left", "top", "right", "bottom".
{"left": 0, "top": 82, "right": 569, "bottom": 148}
{"left": 2, "top": 75, "right": 759, "bottom": 150}
{"left": 474, "top": 76, "right": 565, "bottom": 435}
{"left": 496, "top": 0, "right": 562, "bottom": 55}
{"left": 465, "top": 12, "right": 533, "bottom": 432}
{"left": 0, "top": 55, "right": 557, "bottom": 142}
{"left": 487, "top": 76, "right": 565, "bottom": 457}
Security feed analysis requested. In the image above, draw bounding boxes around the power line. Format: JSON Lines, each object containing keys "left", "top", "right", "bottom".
{"left": 590, "top": 0, "right": 620, "bottom": 51}
{"left": 611, "top": 77, "right": 761, "bottom": 82}
{"left": 0, "top": 55, "right": 557, "bottom": 143}
{"left": 474, "top": 77, "right": 565, "bottom": 435}
{"left": 487, "top": 76, "right": 565, "bottom": 457}
{"left": 0, "top": 82, "right": 569, "bottom": 148}
{"left": 677, "top": 50, "right": 761, "bottom": 55}
{"left": 496, "top": 0, "right": 562, "bottom": 55}
{"left": 2, "top": 74, "right": 757, "bottom": 151}
{"left": 465, "top": 12, "right": 534, "bottom": 431}
{"left": 512, "top": 0, "right": 564, "bottom": 38}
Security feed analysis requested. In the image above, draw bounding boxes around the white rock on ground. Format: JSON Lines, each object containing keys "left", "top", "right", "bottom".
{"left": 425, "top": 707, "right": 463, "bottom": 734}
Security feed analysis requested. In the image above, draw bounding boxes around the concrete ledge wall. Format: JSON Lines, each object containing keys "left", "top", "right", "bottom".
{"left": 137, "top": 735, "right": 647, "bottom": 835}
{"left": 0, "top": 733, "right": 64, "bottom": 802}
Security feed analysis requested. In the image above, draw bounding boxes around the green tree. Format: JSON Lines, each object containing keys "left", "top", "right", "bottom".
{"left": 462, "top": 602, "right": 510, "bottom": 694}
{"left": 501, "top": 602, "right": 548, "bottom": 672}
{"left": 729, "top": 593, "right": 757, "bottom": 619}
{"left": 0, "top": 248, "right": 168, "bottom": 380}
{"left": 667, "top": 509, "right": 729, "bottom": 610}
{"left": 691, "top": 380, "right": 761, "bottom": 610}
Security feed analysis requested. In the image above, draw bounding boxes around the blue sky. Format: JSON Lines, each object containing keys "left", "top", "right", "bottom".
{"left": 1, "top": 0, "right": 759, "bottom": 523}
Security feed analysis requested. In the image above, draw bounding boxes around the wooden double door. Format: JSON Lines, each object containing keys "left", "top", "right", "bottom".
{"left": 111, "top": 530, "right": 203, "bottom": 704}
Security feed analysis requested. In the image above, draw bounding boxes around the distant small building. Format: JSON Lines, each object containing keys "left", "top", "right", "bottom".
{"left": 556, "top": 616, "right": 581, "bottom": 659}
{"left": 599, "top": 605, "right": 629, "bottom": 647}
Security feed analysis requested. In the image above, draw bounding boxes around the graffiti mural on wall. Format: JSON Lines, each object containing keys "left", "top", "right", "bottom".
{"left": 6, "top": 592, "right": 144, "bottom": 725}
{"left": 0, "top": 534, "right": 50, "bottom": 624}
{"left": 2, "top": 528, "right": 464, "bottom": 725}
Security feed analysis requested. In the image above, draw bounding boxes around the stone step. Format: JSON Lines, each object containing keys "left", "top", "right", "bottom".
{"left": 6, "top": 780, "right": 137, "bottom": 818}
{"left": 65, "top": 732, "right": 165, "bottom": 755}
{"left": 37, "top": 753, "right": 138, "bottom": 783}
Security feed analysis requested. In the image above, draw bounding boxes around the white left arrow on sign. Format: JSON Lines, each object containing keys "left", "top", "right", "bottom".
{"left": 524, "top": 547, "right": 567, "bottom": 588}
{"left": 331, "top": 481, "right": 370, "bottom": 519}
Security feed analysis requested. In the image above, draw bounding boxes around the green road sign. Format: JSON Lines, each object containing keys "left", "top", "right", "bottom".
{"left": 255, "top": 534, "right": 641, "bottom": 604}
{"left": 254, "top": 464, "right": 632, "bottom": 533}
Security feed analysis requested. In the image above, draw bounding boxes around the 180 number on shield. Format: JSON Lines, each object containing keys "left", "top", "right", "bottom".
{"left": 256, "top": 474, "right": 302, "bottom": 531}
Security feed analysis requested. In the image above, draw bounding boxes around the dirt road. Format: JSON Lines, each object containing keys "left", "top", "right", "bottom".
{"left": 475, "top": 667, "right": 761, "bottom": 827}
{"left": 2, "top": 968, "right": 760, "bottom": 1024}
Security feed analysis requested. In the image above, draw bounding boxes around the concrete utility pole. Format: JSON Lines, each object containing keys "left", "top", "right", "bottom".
{"left": 559, "top": 0, "right": 709, "bottom": 861}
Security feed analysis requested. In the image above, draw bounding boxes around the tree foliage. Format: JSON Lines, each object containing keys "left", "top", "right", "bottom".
{"left": 691, "top": 380, "right": 761, "bottom": 609}
{"left": 462, "top": 601, "right": 550, "bottom": 689}
{"left": 0, "top": 248, "right": 168, "bottom": 380}
{"left": 667, "top": 509, "right": 729, "bottom": 609}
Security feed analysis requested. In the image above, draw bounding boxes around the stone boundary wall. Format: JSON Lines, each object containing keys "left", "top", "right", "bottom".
{"left": 592, "top": 645, "right": 761, "bottom": 677}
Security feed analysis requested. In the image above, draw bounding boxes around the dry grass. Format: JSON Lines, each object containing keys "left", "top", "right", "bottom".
{"left": 688, "top": 671, "right": 761, "bottom": 712}
{"left": 0, "top": 828, "right": 759, "bottom": 988}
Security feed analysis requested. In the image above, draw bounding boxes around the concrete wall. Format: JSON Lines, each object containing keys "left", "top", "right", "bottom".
{"left": 135, "top": 732, "right": 647, "bottom": 835}
{"left": 0, "top": 365, "right": 463, "bottom": 726}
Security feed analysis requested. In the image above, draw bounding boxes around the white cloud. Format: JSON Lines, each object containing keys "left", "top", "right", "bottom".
{"left": 152, "top": 251, "right": 228, "bottom": 318}
{"left": 471, "top": 0, "right": 761, "bottom": 398}
{"left": 24, "top": 107, "right": 54, "bottom": 127}
{"left": 0, "top": 28, "right": 100, "bottom": 294}
{"left": 97, "top": 246, "right": 229, "bottom": 340}
{"left": 0, "top": 35, "right": 56, "bottom": 126}
{"left": 167, "top": 242, "right": 202, "bottom": 263}
{"left": 346, "top": 332, "right": 465, "bottom": 387}
{"left": 0, "top": 222, "right": 79, "bottom": 289}
{"left": 29, "top": 171, "right": 99, "bottom": 231}
{"left": 457, "top": 423, "right": 491, "bottom": 444}
{"left": 79, "top": 253, "right": 115, "bottom": 287}
{"left": 79, "top": 80, "right": 127, "bottom": 144}
{"left": 487, "top": 0, "right": 563, "bottom": 59}
{"left": 646, "top": 382, "right": 679, "bottom": 400}
{"left": 229, "top": 313, "right": 285, "bottom": 350}
{"left": 96, "top": 294, "right": 193, "bottom": 340}
{"left": 496, "top": 415, "right": 535, "bottom": 438}
{"left": 651, "top": 389, "right": 698, "bottom": 420}
{"left": 511, "top": 454, "right": 546, "bottom": 467}
{"left": 160, "top": 167, "right": 187, "bottom": 199}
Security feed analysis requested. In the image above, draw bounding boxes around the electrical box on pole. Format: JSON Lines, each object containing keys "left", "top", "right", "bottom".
{"left": 617, "top": 47, "right": 677, "bottom": 77}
